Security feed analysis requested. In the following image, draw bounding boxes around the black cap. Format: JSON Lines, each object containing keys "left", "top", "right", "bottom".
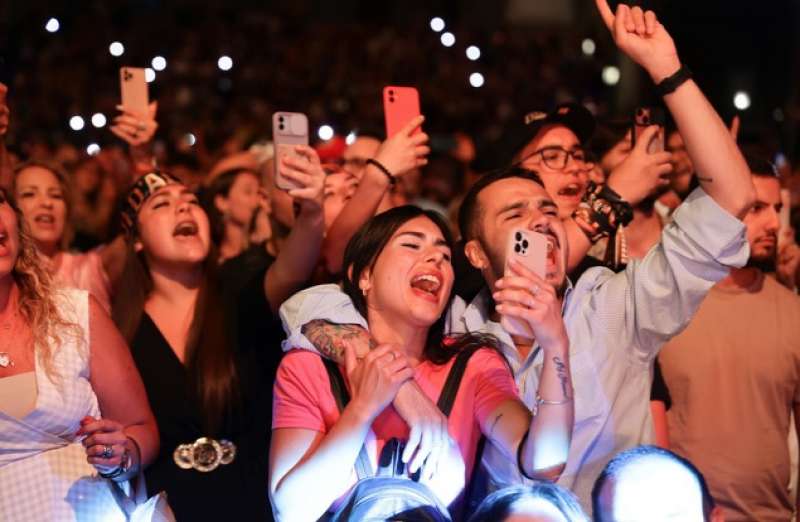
{"left": 504, "top": 103, "right": 596, "bottom": 162}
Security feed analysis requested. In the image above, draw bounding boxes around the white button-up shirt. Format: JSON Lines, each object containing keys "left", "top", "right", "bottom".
{"left": 280, "top": 188, "right": 748, "bottom": 510}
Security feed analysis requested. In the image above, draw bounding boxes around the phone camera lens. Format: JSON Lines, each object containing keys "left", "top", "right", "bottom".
{"left": 279, "top": 116, "right": 285, "bottom": 122}
{"left": 522, "top": 240, "right": 529, "bottom": 248}
{"left": 389, "top": 97, "right": 395, "bottom": 103}
{"left": 515, "top": 232, "right": 522, "bottom": 241}
{"left": 279, "top": 124, "right": 284, "bottom": 130}
{"left": 389, "top": 90, "right": 395, "bottom": 96}
{"left": 514, "top": 244, "right": 521, "bottom": 253}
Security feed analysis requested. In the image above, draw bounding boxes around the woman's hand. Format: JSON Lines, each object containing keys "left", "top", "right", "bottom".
{"left": 344, "top": 344, "right": 414, "bottom": 421}
{"left": 110, "top": 101, "right": 158, "bottom": 148}
{"left": 494, "top": 259, "right": 569, "bottom": 354}
{"left": 281, "top": 145, "right": 325, "bottom": 216}
{"left": 373, "top": 116, "right": 430, "bottom": 180}
{"left": 77, "top": 416, "right": 129, "bottom": 474}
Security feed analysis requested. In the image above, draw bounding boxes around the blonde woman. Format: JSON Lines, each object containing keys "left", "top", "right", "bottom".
{"left": 0, "top": 187, "right": 158, "bottom": 520}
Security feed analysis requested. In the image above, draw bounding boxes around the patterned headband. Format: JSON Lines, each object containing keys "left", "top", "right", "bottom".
{"left": 120, "top": 170, "right": 183, "bottom": 237}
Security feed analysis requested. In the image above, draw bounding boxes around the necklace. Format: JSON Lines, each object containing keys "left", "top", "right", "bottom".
{"left": 0, "top": 319, "right": 16, "bottom": 368}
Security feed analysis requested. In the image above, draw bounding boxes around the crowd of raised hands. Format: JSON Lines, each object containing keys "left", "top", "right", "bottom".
{"left": 0, "top": 1, "right": 799, "bottom": 521}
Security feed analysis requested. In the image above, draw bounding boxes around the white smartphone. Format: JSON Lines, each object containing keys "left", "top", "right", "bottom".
{"left": 272, "top": 111, "right": 309, "bottom": 191}
{"left": 500, "top": 229, "right": 548, "bottom": 340}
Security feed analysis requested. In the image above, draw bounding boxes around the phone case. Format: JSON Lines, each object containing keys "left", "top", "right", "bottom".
{"left": 272, "top": 112, "right": 309, "bottom": 191}
{"left": 632, "top": 107, "right": 665, "bottom": 153}
{"left": 383, "top": 86, "right": 421, "bottom": 139}
{"left": 778, "top": 188, "right": 792, "bottom": 249}
{"left": 500, "top": 230, "right": 548, "bottom": 340}
{"left": 119, "top": 67, "right": 149, "bottom": 115}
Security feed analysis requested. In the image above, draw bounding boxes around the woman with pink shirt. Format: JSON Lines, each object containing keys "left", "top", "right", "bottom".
{"left": 269, "top": 206, "right": 574, "bottom": 521}
{"left": 11, "top": 161, "right": 122, "bottom": 312}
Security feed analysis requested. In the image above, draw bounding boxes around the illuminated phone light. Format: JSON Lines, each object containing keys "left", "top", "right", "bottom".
{"left": 602, "top": 65, "right": 620, "bottom": 86}
{"left": 217, "top": 55, "right": 233, "bottom": 71}
{"left": 430, "top": 17, "right": 445, "bottom": 32}
{"left": 145, "top": 68, "right": 156, "bottom": 83}
{"left": 318, "top": 125, "right": 334, "bottom": 141}
{"left": 466, "top": 46, "right": 481, "bottom": 61}
{"left": 184, "top": 133, "right": 197, "bottom": 147}
{"left": 440, "top": 32, "right": 456, "bottom": 48}
{"left": 733, "top": 91, "right": 751, "bottom": 111}
{"left": 91, "top": 113, "right": 107, "bottom": 128}
{"left": 45, "top": 18, "right": 60, "bottom": 33}
{"left": 86, "top": 143, "right": 101, "bottom": 156}
{"left": 69, "top": 116, "right": 85, "bottom": 131}
{"left": 109, "top": 42, "right": 125, "bottom": 57}
{"left": 582, "top": 38, "right": 596, "bottom": 56}
{"left": 151, "top": 56, "right": 167, "bottom": 71}
{"left": 469, "top": 72, "right": 485, "bottom": 88}
{"left": 345, "top": 131, "right": 357, "bottom": 145}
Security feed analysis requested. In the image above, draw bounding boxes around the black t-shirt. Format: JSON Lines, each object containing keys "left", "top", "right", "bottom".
{"left": 130, "top": 245, "right": 284, "bottom": 521}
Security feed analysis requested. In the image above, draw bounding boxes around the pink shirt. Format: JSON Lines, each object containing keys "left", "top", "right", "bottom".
{"left": 273, "top": 347, "right": 518, "bottom": 482}
{"left": 53, "top": 251, "right": 112, "bottom": 313}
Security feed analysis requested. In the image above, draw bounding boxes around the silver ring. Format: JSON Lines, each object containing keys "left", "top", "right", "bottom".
{"left": 101, "top": 445, "right": 114, "bottom": 459}
{"left": 136, "top": 122, "right": 146, "bottom": 131}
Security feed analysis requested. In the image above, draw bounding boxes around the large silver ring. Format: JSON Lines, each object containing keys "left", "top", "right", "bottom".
{"left": 101, "top": 445, "right": 114, "bottom": 459}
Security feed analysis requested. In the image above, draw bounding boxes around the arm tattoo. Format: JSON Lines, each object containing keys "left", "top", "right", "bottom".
{"left": 553, "top": 356, "right": 571, "bottom": 399}
{"left": 489, "top": 413, "right": 504, "bottom": 438}
{"left": 301, "top": 319, "right": 374, "bottom": 363}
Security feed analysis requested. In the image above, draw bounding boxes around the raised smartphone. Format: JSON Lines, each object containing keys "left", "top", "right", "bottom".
{"left": 119, "top": 67, "right": 149, "bottom": 115}
{"left": 632, "top": 107, "right": 665, "bottom": 154}
{"left": 383, "top": 86, "right": 421, "bottom": 139}
{"left": 272, "top": 111, "right": 309, "bottom": 191}
{"left": 500, "top": 229, "right": 548, "bottom": 340}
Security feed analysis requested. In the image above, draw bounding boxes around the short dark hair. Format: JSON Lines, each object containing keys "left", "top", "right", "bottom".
{"left": 591, "top": 445, "right": 717, "bottom": 522}
{"left": 457, "top": 166, "right": 544, "bottom": 242}
{"left": 468, "top": 483, "right": 589, "bottom": 522}
{"left": 743, "top": 153, "right": 779, "bottom": 179}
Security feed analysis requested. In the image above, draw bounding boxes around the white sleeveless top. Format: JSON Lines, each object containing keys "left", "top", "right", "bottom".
{"left": 0, "top": 288, "right": 127, "bottom": 521}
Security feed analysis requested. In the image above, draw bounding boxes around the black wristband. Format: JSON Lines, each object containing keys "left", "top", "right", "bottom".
{"left": 516, "top": 430, "right": 536, "bottom": 480}
{"left": 366, "top": 158, "right": 395, "bottom": 186}
{"left": 655, "top": 64, "right": 692, "bottom": 97}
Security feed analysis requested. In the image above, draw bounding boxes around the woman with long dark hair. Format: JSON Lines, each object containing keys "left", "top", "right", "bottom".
{"left": 269, "top": 206, "right": 574, "bottom": 521}
{"left": 0, "top": 187, "right": 158, "bottom": 520}
{"left": 111, "top": 147, "right": 325, "bottom": 520}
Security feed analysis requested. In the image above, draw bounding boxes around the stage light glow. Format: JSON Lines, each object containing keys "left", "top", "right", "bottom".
{"left": 45, "top": 18, "right": 60, "bottom": 33}
{"left": 91, "top": 113, "right": 107, "bottom": 128}
{"left": 69, "top": 116, "right": 85, "bottom": 131}
{"left": 184, "top": 133, "right": 197, "bottom": 146}
{"left": 152, "top": 56, "right": 167, "bottom": 71}
{"left": 109, "top": 42, "right": 124, "bottom": 57}
{"left": 145, "top": 68, "right": 156, "bottom": 83}
{"left": 218, "top": 55, "right": 233, "bottom": 71}
{"left": 345, "top": 131, "right": 357, "bottom": 145}
{"left": 318, "top": 125, "right": 334, "bottom": 141}
{"left": 602, "top": 65, "right": 620, "bottom": 85}
{"left": 582, "top": 38, "right": 596, "bottom": 56}
{"left": 466, "top": 46, "right": 481, "bottom": 61}
{"left": 469, "top": 72, "right": 484, "bottom": 88}
{"left": 430, "top": 17, "right": 445, "bottom": 32}
{"left": 733, "top": 91, "right": 751, "bottom": 110}
{"left": 440, "top": 32, "right": 455, "bottom": 47}
{"left": 86, "top": 143, "right": 100, "bottom": 156}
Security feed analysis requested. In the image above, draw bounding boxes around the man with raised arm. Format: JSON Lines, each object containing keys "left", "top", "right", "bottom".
{"left": 279, "top": 1, "right": 754, "bottom": 510}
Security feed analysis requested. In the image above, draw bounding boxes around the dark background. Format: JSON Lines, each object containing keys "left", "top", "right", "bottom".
{"left": 1, "top": 0, "right": 797, "bottom": 168}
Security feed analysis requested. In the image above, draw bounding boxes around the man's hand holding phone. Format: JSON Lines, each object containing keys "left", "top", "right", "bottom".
{"left": 279, "top": 145, "right": 325, "bottom": 216}
{"left": 494, "top": 259, "right": 567, "bottom": 353}
{"left": 606, "top": 125, "right": 673, "bottom": 205}
{"left": 370, "top": 115, "right": 429, "bottom": 184}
